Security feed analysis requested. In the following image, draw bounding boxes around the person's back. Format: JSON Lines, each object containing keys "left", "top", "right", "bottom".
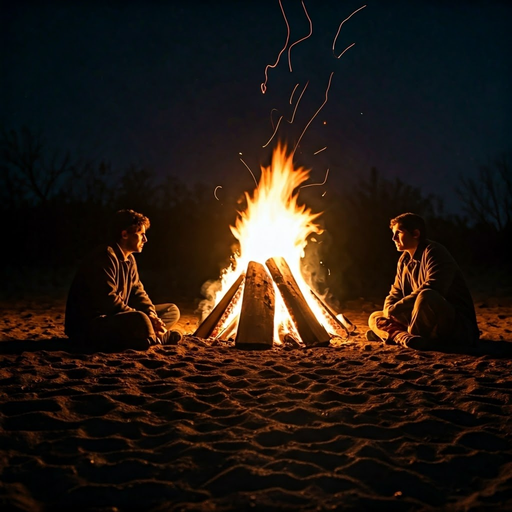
{"left": 65, "top": 244, "right": 109, "bottom": 341}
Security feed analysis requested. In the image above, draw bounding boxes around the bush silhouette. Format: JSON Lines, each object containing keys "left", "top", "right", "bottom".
{"left": 2, "top": 127, "right": 509, "bottom": 301}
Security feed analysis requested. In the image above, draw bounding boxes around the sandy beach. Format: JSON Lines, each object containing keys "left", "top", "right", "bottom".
{"left": 1, "top": 293, "right": 511, "bottom": 511}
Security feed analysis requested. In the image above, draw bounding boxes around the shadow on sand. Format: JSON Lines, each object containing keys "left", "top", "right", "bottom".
{"left": 1, "top": 337, "right": 511, "bottom": 358}
{"left": 0, "top": 338, "right": 143, "bottom": 355}
{"left": 420, "top": 338, "right": 512, "bottom": 358}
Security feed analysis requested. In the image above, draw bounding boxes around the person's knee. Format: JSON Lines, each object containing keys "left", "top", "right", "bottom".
{"left": 159, "top": 303, "right": 180, "bottom": 328}
{"left": 89, "top": 311, "right": 154, "bottom": 349}
{"left": 119, "top": 312, "right": 156, "bottom": 350}
{"left": 368, "top": 311, "right": 385, "bottom": 330}
{"left": 129, "top": 311, "right": 154, "bottom": 337}
{"left": 167, "top": 304, "right": 180, "bottom": 321}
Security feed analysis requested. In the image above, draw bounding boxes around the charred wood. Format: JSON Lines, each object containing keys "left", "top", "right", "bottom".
{"left": 194, "top": 273, "right": 244, "bottom": 339}
{"left": 235, "top": 261, "right": 275, "bottom": 349}
{"left": 265, "top": 256, "right": 330, "bottom": 347}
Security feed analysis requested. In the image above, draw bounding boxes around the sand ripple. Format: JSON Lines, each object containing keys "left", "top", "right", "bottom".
{"left": 1, "top": 299, "right": 512, "bottom": 510}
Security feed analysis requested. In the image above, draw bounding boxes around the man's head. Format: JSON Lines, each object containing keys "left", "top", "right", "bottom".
{"left": 109, "top": 209, "right": 150, "bottom": 257}
{"left": 389, "top": 212, "right": 427, "bottom": 255}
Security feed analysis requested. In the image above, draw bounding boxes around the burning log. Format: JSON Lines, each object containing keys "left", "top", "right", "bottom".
{"left": 194, "top": 273, "right": 244, "bottom": 339}
{"left": 265, "top": 256, "right": 330, "bottom": 347}
{"left": 235, "top": 261, "right": 275, "bottom": 349}
{"left": 215, "top": 314, "right": 238, "bottom": 341}
{"left": 310, "top": 289, "right": 355, "bottom": 337}
{"left": 337, "top": 312, "right": 355, "bottom": 333}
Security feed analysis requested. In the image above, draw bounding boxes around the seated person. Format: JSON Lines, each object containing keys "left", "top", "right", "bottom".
{"left": 367, "top": 212, "right": 479, "bottom": 349}
{"left": 65, "top": 209, "right": 181, "bottom": 350}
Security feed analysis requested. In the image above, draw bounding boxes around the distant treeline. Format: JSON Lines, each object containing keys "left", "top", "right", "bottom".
{"left": 1, "top": 127, "right": 511, "bottom": 302}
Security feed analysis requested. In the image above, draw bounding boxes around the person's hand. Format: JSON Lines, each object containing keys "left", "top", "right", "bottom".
{"left": 376, "top": 316, "right": 406, "bottom": 333}
{"left": 149, "top": 314, "right": 166, "bottom": 337}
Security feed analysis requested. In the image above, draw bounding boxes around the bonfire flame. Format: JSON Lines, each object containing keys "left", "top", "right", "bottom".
{"left": 213, "top": 143, "right": 333, "bottom": 344}
{"left": 231, "top": 143, "right": 322, "bottom": 278}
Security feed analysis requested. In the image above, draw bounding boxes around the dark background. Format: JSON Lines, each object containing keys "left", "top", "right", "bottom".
{"left": 1, "top": 0, "right": 511, "bottom": 304}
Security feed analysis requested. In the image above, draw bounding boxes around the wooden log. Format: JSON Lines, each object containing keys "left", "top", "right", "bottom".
{"left": 194, "top": 273, "right": 244, "bottom": 339}
{"left": 235, "top": 261, "right": 275, "bottom": 349}
{"left": 337, "top": 312, "right": 355, "bottom": 333}
{"left": 215, "top": 314, "right": 238, "bottom": 341}
{"left": 310, "top": 289, "right": 355, "bottom": 337}
{"left": 265, "top": 257, "right": 330, "bottom": 347}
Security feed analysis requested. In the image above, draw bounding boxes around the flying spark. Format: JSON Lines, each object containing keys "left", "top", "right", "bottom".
{"left": 336, "top": 42, "right": 356, "bottom": 59}
{"left": 288, "top": 81, "right": 309, "bottom": 123}
{"left": 239, "top": 157, "right": 259, "bottom": 187}
{"left": 263, "top": 115, "right": 284, "bottom": 148}
{"left": 332, "top": 4, "right": 366, "bottom": 58}
{"left": 293, "top": 72, "right": 334, "bottom": 155}
{"left": 300, "top": 168, "right": 330, "bottom": 189}
{"left": 288, "top": 0, "right": 313, "bottom": 72}
{"left": 270, "top": 108, "right": 280, "bottom": 130}
{"left": 289, "top": 83, "right": 300, "bottom": 104}
{"left": 214, "top": 186, "right": 223, "bottom": 201}
{"left": 314, "top": 146, "right": 327, "bottom": 155}
{"left": 261, "top": 0, "right": 290, "bottom": 94}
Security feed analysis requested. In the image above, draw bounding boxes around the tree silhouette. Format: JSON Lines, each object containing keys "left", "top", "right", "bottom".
{"left": 457, "top": 153, "right": 512, "bottom": 232}
{"left": 0, "top": 127, "right": 74, "bottom": 207}
{"left": 318, "top": 167, "right": 446, "bottom": 299}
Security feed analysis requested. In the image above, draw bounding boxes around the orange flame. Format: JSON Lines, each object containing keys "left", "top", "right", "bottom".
{"left": 214, "top": 144, "right": 333, "bottom": 343}
{"left": 231, "top": 143, "right": 322, "bottom": 274}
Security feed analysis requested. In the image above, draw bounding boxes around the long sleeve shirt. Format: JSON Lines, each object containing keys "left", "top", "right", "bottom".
{"left": 65, "top": 243, "right": 156, "bottom": 339}
{"left": 383, "top": 240, "right": 479, "bottom": 339}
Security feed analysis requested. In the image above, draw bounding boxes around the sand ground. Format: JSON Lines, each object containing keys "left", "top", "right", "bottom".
{"left": 1, "top": 293, "right": 511, "bottom": 511}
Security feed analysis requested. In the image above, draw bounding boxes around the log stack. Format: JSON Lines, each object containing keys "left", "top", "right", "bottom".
{"left": 194, "top": 256, "right": 353, "bottom": 349}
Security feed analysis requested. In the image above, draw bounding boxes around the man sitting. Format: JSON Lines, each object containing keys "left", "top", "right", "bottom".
{"left": 65, "top": 209, "right": 182, "bottom": 350}
{"left": 367, "top": 212, "right": 479, "bottom": 349}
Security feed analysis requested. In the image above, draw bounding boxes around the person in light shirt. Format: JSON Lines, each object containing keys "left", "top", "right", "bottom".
{"left": 367, "top": 212, "right": 479, "bottom": 349}
{"left": 65, "top": 209, "right": 181, "bottom": 350}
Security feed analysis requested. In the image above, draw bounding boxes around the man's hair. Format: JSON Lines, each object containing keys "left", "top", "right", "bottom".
{"left": 109, "top": 209, "right": 150, "bottom": 241}
{"left": 390, "top": 212, "right": 427, "bottom": 241}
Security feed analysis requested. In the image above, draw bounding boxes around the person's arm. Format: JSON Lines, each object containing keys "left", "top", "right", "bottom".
{"left": 418, "top": 243, "right": 457, "bottom": 295}
{"left": 383, "top": 258, "right": 406, "bottom": 318}
{"left": 126, "top": 261, "right": 166, "bottom": 336}
{"left": 85, "top": 250, "right": 135, "bottom": 315}
{"left": 387, "top": 243, "right": 457, "bottom": 320}
{"left": 127, "top": 257, "right": 157, "bottom": 316}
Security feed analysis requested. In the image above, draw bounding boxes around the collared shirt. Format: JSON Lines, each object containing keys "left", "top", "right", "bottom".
{"left": 65, "top": 242, "right": 156, "bottom": 339}
{"left": 384, "top": 239, "right": 479, "bottom": 339}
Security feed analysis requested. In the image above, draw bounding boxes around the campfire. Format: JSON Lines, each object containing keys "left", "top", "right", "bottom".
{"left": 195, "top": 144, "right": 353, "bottom": 348}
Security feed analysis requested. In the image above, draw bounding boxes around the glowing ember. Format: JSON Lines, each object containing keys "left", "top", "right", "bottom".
{"left": 211, "top": 143, "right": 339, "bottom": 344}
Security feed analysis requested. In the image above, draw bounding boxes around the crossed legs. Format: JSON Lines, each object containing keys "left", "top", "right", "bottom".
{"left": 89, "top": 303, "right": 181, "bottom": 350}
{"left": 368, "top": 289, "right": 457, "bottom": 345}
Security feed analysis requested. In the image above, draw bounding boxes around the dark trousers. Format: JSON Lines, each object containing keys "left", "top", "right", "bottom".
{"left": 89, "top": 303, "right": 180, "bottom": 350}
{"left": 368, "top": 289, "right": 476, "bottom": 345}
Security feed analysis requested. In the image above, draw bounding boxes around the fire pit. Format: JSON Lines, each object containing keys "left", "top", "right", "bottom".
{"left": 195, "top": 144, "right": 354, "bottom": 349}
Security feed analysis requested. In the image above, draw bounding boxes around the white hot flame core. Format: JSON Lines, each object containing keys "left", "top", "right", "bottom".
{"left": 232, "top": 144, "right": 321, "bottom": 275}
{"left": 215, "top": 143, "right": 330, "bottom": 342}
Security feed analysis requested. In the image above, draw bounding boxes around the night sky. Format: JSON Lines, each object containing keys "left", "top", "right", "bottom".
{"left": 2, "top": 0, "right": 511, "bottom": 214}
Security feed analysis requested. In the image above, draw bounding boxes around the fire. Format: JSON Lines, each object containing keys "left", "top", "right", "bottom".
{"left": 232, "top": 143, "right": 321, "bottom": 277}
{"left": 213, "top": 143, "right": 334, "bottom": 344}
